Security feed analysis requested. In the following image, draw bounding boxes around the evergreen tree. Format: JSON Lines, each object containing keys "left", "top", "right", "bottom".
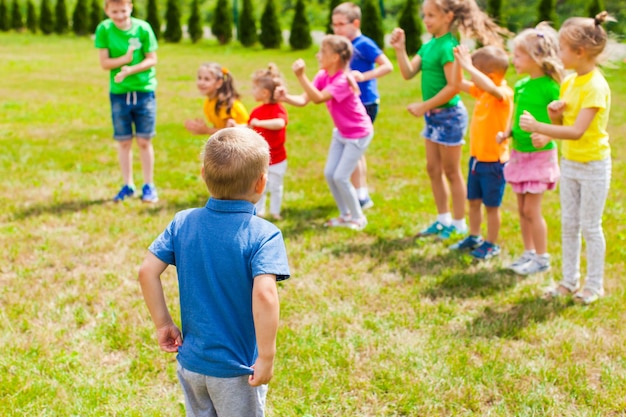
{"left": 536, "top": 0, "right": 557, "bottom": 26}
{"left": 54, "top": 0, "right": 69, "bottom": 33}
{"left": 398, "top": 0, "right": 421, "bottom": 54}
{"left": 361, "top": 0, "right": 384, "bottom": 49}
{"left": 238, "top": 0, "right": 256, "bottom": 46}
{"left": 39, "top": 0, "right": 54, "bottom": 34}
{"left": 259, "top": 0, "right": 281, "bottom": 48}
{"left": 89, "top": 0, "right": 102, "bottom": 33}
{"left": 211, "top": 0, "right": 232, "bottom": 44}
{"left": 325, "top": 0, "right": 340, "bottom": 34}
{"left": 146, "top": 0, "right": 161, "bottom": 39}
{"left": 187, "top": 0, "right": 203, "bottom": 43}
{"left": 587, "top": 0, "right": 604, "bottom": 18}
{"left": 0, "top": 0, "right": 9, "bottom": 31}
{"left": 72, "top": 0, "right": 89, "bottom": 35}
{"left": 163, "top": 0, "right": 182, "bottom": 42}
{"left": 289, "top": 0, "right": 311, "bottom": 50}
{"left": 487, "top": 0, "right": 503, "bottom": 24}
{"left": 10, "top": 0, "right": 23, "bottom": 30}
{"left": 26, "top": 0, "right": 36, "bottom": 32}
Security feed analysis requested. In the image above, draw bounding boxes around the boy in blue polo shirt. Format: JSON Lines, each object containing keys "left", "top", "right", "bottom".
{"left": 139, "top": 127, "right": 290, "bottom": 416}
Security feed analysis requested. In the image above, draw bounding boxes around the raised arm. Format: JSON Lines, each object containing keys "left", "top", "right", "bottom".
{"left": 390, "top": 28, "right": 421, "bottom": 80}
{"left": 453, "top": 45, "right": 506, "bottom": 100}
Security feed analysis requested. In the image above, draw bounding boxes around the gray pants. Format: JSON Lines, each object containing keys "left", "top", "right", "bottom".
{"left": 324, "top": 128, "right": 373, "bottom": 219}
{"left": 558, "top": 157, "right": 611, "bottom": 295}
{"left": 177, "top": 363, "right": 268, "bottom": 417}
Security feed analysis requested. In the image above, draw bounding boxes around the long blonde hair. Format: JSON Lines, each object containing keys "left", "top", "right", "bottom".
{"left": 513, "top": 22, "right": 564, "bottom": 83}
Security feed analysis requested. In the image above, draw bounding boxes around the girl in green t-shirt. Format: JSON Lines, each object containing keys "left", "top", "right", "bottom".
{"left": 390, "top": 0, "right": 508, "bottom": 241}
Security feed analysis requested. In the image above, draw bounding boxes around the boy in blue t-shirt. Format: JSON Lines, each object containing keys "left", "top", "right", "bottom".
{"left": 332, "top": 2, "right": 393, "bottom": 209}
{"left": 139, "top": 128, "right": 290, "bottom": 416}
{"left": 95, "top": 0, "right": 159, "bottom": 203}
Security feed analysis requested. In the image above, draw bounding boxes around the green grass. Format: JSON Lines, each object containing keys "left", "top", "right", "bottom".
{"left": 1, "top": 33, "right": 626, "bottom": 416}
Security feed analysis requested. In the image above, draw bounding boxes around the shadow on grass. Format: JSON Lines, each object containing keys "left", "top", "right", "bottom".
{"left": 423, "top": 267, "right": 525, "bottom": 299}
{"left": 465, "top": 296, "right": 572, "bottom": 339}
{"left": 11, "top": 198, "right": 110, "bottom": 220}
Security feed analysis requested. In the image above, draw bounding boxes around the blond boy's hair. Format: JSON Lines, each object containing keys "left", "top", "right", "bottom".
{"left": 105, "top": 0, "right": 131, "bottom": 6}
{"left": 332, "top": 2, "right": 361, "bottom": 22}
{"left": 471, "top": 46, "right": 509, "bottom": 76}
{"left": 202, "top": 128, "right": 269, "bottom": 199}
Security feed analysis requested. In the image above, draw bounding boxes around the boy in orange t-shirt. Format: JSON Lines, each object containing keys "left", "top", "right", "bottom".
{"left": 449, "top": 45, "right": 513, "bottom": 260}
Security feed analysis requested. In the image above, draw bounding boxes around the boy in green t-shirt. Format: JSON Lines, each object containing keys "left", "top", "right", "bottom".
{"left": 95, "top": 0, "right": 159, "bottom": 203}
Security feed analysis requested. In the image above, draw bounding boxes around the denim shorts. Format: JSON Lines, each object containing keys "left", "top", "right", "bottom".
{"left": 363, "top": 102, "right": 379, "bottom": 123}
{"left": 421, "top": 102, "right": 468, "bottom": 146}
{"left": 110, "top": 91, "right": 156, "bottom": 141}
{"left": 467, "top": 157, "right": 506, "bottom": 207}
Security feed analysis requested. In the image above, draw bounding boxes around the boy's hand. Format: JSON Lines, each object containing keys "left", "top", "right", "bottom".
{"left": 547, "top": 100, "right": 566, "bottom": 119}
{"left": 519, "top": 110, "right": 537, "bottom": 132}
{"left": 184, "top": 118, "right": 209, "bottom": 134}
{"left": 226, "top": 118, "right": 237, "bottom": 127}
{"left": 156, "top": 323, "right": 183, "bottom": 353}
{"left": 248, "top": 357, "right": 274, "bottom": 387}
{"left": 531, "top": 132, "right": 551, "bottom": 149}
{"left": 496, "top": 131, "right": 509, "bottom": 144}
{"left": 407, "top": 102, "right": 427, "bottom": 118}
{"left": 350, "top": 70, "right": 365, "bottom": 82}
{"left": 453, "top": 45, "right": 473, "bottom": 70}
{"left": 292, "top": 59, "right": 306, "bottom": 77}
{"left": 389, "top": 28, "right": 406, "bottom": 50}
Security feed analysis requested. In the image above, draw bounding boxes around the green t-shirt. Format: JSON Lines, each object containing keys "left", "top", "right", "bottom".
{"left": 94, "top": 17, "right": 158, "bottom": 94}
{"left": 511, "top": 76, "right": 560, "bottom": 152}
{"left": 417, "top": 32, "right": 460, "bottom": 108}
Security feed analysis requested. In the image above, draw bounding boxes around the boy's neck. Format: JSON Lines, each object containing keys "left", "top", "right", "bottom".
{"left": 348, "top": 30, "right": 362, "bottom": 41}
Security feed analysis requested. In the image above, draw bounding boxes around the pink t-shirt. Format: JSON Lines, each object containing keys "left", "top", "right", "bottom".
{"left": 312, "top": 70, "right": 372, "bottom": 139}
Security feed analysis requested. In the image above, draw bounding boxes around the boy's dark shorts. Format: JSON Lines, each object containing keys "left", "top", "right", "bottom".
{"left": 467, "top": 157, "right": 506, "bottom": 207}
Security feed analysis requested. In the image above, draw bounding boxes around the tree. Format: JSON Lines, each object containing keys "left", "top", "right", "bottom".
{"left": 146, "top": 0, "right": 161, "bottom": 39}
{"left": 72, "top": 0, "right": 89, "bottom": 35}
{"left": 289, "top": 0, "right": 311, "bottom": 50}
{"left": 0, "top": 0, "right": 9, "bottom": 31}
{"left": 10, "top": 0, "right": 23, "bottom": 30}
{"left": 361, "top": 0, "right": 384, "bottom": 49}
{"left": 163, "top": 0, "right": 182, "bottom": 42}
{"left": 586, "top": 0, "right": 604, "bottom": 18}
{"left": 259, "top": 0, "right": 281, "bottom": 48}
{"left": 187, "top": 0, "right": 203, "bottom": 43}
{"left": 89, "top": 0, "right": 102, "bottom": 33}
{"left": 238, "top": 0, "right": 256, "bottom": 46}
{"left": 536, "top": 0, "right": 557, "bottom": 26}
{"left": 398, "top": 0, "right": 421, "bottom": 54}
{"left": 487, "top": 0, "right": 503, "bottom": 24}
{"left": 326, "top": 0, "right": 340, "bottom": 34}
{"left": 211, "top": 0, "right": 232, "bottom": 44}
{"left": 39, "top": 0, "right": 54, "bottom": 34}
{"left": 54, "top": 0, "right": 69, "bottom": 33}
{"left": 26, "top": 0, "right": 36, "bottom": 32}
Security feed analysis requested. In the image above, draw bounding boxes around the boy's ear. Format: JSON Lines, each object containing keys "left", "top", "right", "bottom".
{"left": 255, "top": 172, "right": 268, "bottom": 195}
{"left": 352, "top": 18, "right": 361, "bottom": 29}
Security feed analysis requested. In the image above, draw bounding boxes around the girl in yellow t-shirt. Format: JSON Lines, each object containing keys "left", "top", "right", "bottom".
{"left": 520, "top": 12, "right": 613, "bottom": 304}
{"left": 185, "top": 62, "right": 249, "bottom": 135}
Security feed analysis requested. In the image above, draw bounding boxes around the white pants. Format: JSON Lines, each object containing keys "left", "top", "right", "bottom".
{"left": 558, "top": 157, "right": 611, "bottom": 295}
{"left": 255, "top": 160, "right": 287, "bottom": 216}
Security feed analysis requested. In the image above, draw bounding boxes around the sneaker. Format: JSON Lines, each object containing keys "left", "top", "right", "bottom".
{"left": 416, "top": 221, "right": 446, "bottom": 238}
{"left": 359, "top": 197, "right": 374, "bottom": 210}
{"left": 343, "top": 217, "right": 367, "bottom": 231}
{"left": 141, "top": 183, "right": 159, "bottom": 203}
{"left": 470, "top": 241, "right": 501, "bottom": 260}
{"left": 507, "top": 252, "right": 535, "bottom": 273}
{"left": 515, "top": 254, "right": 550, "bottom": 275}
{"left": 438, "top": 224, "right": 467, "bottom": 240}
{"left": 113, "top": 184, "right": 135, "bottom": 202}
{"left": 449, "top": 235, "right": 483, "bottom": 250}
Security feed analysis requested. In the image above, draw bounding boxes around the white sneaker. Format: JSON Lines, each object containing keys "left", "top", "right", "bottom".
{"left": 507, "top": 252, "right": 535, "bottom": 274}
{"left": 516, "top": 254, "right": 550, "bottom": 275}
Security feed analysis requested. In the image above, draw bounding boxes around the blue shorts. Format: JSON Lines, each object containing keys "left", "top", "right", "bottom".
{"left": 110, "top": 91, "right": 156, "bottom": 141}
{"left": 363, "top": 102, "right": 379, "bottom": 123}
{"left": 467, "top": 157, "right": 506, "bottom": 207}
{"left": 422, "top": 102, "right": 468, "bottom": 146}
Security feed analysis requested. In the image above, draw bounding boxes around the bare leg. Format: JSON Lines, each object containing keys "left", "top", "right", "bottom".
{"left": 485, "top": 205, "right": 501, "bottom": 244}
{"left": 136, "top": 137, "right": 154, "bottom": 185}
{"left": 468, "top": 199, "right": 482, "bottom": 236}
{"left": 440, "top": 144, "right": 466, "bottom": 221}
{"left": 424, "top": 140, "right": 449, "bottom": 215}
{"left": 117, "top": 139, "right": 133, "bottom": 185}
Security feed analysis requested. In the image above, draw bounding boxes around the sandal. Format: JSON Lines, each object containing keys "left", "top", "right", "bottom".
{"left": 543, "top": 284, "right": 578, "bottom": 299}
{"left": 325, "top": 216, "right": 350, "bottom": 227}
{"left": 343, "top": 217, "right": 367, "bottom": 231}
{"left": 574, "top": 288, "right": 603, "bottom": 305}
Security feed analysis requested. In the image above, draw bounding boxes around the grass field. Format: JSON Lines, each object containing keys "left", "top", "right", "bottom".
{"left": 1, "top": 33, "right": 626, "bottom": 416}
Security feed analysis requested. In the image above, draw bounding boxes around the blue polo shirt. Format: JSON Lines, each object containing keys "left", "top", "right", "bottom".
{"left": 149, "top": 198, "right": 290, "bottom": 378}
{"left": 351, "top": 35, "right": 383, "bottom": 105}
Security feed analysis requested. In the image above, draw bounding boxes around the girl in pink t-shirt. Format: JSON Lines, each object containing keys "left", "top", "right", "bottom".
{"left": 278, "top": 35, "right": 373, "bottom": 231}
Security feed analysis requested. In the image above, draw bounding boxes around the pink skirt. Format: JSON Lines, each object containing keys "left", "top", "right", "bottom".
{"left": 504, "top": 148, "right": 560, "bottom": 194}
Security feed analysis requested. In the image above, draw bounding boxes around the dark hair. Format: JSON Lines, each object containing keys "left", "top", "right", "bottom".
{"left": 199, "top": 62, "right": 241, "bottom": 116}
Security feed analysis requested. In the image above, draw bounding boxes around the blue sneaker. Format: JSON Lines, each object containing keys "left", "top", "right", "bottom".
{"left": 359, "top": 196, "right": 374, "bottom": 210}
{"left": 113, "top": 184, "right": 135, "bottom": 202}
{"left": 470, "top": 241, "right": 501, "bottom": 260}
{"left": 438, "top": 224, "right": 468, "bottom": 240}
{"left": 449, "top": 235, "right": 483, "bottom": 250}
{"left": 141, "top": 183, "right": 159, "bottom": 203}
{"left": 416, "top": 220, "right": 446, "bottom": 237}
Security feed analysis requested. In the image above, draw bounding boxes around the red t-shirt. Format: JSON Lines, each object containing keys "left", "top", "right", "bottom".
{"left": 249, "top": 103, "right": 288, "bottom": 165}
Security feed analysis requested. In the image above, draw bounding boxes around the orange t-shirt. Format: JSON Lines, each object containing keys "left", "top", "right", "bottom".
{"left": 468, "top": 82, "right": 513, "bottom": 163}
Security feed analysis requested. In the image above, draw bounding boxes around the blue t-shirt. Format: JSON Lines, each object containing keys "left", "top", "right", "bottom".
{"left": 149, "top": 198, "right": 290, "bottom": 378}
{"left": 351, "top": 35, "right": 383, "bottom": 105}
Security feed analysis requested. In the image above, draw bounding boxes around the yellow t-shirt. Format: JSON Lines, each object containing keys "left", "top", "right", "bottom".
{"left": 202, "top": 97, "right": 249, "bottom": 129}
{"left": 560, "top": 69, "right": 611, "bottom": 162}
{"left": 468, "top": 81, "right": 513, "bottom": 162}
